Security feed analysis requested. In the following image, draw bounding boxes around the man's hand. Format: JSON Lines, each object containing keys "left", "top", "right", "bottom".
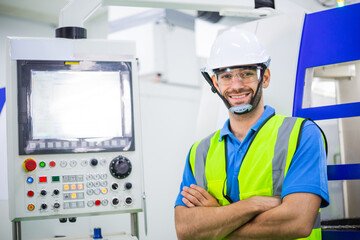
{"left": 181, "top": 184, "right": 220, "bottom": 208}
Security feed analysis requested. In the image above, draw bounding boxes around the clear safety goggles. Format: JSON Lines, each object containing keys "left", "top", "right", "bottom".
{"left": 213, "top": 66, "right": 262, "bottom": 85}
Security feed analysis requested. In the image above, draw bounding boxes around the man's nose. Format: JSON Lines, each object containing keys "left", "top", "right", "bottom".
{"left": 232, "top": 74, "right": 244, "bottom": 86}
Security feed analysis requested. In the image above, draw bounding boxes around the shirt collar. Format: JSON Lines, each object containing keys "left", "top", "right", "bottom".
{"left": 219, "top": 105, "right": 275, "bottom": 141}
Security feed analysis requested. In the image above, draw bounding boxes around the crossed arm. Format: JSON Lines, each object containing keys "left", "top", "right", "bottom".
{"left": 175, "top": 184, "right": 321, "bottom": 240}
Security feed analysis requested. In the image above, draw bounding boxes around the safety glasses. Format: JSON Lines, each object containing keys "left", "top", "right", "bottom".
{"left": 214, "top": 66, "right": 263, "bottom": 86}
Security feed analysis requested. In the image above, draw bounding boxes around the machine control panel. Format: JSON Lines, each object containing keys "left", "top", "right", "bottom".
{"left": 21, "top": 154, "right": 140, "bottom": 218}
{"left": 6, "top": 38, "right": 143, "bottom": 221}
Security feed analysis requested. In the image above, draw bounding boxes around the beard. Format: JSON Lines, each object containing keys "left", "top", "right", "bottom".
{"left": 224, "top": 88, "right": 254, "bottom": 107}
{"left": 224, "top": 81, "right": 263, "bottom": 114}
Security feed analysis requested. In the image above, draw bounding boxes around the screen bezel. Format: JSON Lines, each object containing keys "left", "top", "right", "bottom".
{"left": 17, "top": 60, "right": 135, "bottom": 155}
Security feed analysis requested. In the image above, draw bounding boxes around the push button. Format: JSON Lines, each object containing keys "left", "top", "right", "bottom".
{"left": 27, "top": 204, "right": 35, "bottom": 211}
{"left": 39, "top": 176, "right": 47, "bottom": 183}
{"left": 23, "top": 158, "right": 37, "bottom": 172}
{"left": 27, "top": 191, "right": 34, "bottom": 197}
{"left": 27, "top": 177, "right": 34, "bottom": 184}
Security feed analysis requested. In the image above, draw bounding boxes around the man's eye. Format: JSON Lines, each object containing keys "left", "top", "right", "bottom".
{"left": 220, "top": 74, "right": 232, "bottom": 79}
{"left": 241, "top": 71, "right": 255, "bottom": 78}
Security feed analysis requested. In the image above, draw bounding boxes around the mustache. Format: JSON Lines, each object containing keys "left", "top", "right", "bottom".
{"left": 225, "top": 88, "right": 254, "bottom": 96}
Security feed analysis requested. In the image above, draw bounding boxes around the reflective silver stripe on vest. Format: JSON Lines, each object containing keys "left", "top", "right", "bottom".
{"left": 194, "top": 132, "right": 215, "bottom": 189}
{"left": 272, "top": 117, "right": 298, "bottom": 196}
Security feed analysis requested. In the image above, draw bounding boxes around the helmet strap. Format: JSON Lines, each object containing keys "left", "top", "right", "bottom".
{"left": 201, "top": 69, "right": 232, "bottom": 109}
{"left": 201, "top": 66, "right": 266, "bottom": 115}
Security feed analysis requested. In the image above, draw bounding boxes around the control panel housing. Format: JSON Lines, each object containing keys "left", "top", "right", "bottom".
{"left": 6, "top": 37, "right": 144, "bottom": 221}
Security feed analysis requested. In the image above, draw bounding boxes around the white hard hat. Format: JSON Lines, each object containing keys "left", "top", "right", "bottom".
{"left": 207, "top": 27, "right": 270, "bottom": 70}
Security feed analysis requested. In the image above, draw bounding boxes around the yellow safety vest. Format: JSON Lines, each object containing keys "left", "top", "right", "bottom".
{"left": 189, "top": 114, "right": 322, "bottom": 240}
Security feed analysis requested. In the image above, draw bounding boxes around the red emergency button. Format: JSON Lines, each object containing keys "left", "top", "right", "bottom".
{"left": 95, "top": 200, "right": 101, "bottom": 206}
{"left": 49, "top": 161, "right": 56, "bottom": 167}
{"left": 23, "top": 158, "right": 37, "bottom": 172}
{"left": 27, "top": 191, "right": 34, "bottom": 197}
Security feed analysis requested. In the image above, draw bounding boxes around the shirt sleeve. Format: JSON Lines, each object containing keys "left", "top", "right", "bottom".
{"left": 174, "top": 149, "right": 197, "bottom": 207}
{"left": 281, "top": 120, "right": 330, "bottom": 208}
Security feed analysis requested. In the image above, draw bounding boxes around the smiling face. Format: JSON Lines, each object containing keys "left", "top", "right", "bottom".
{"left": 212, "top": 66, "right": 270, "bottom": 110}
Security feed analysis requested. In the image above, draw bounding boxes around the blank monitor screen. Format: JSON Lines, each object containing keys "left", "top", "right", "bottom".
{"left": 17, "top": 60, "right": 134, "bottom": 155}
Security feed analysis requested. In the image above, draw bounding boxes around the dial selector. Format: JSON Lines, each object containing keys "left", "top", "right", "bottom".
{"left": 112, "top": 198, "right": 120, "bottom": 206}
{"left": 109, "top": 156, "right": 132, "bottom": 179}
{"left": 111, "top": 183, "right": 119, "bottom": 190}
{"left": 125, "top": 197, "right": 133, "bottom": 205}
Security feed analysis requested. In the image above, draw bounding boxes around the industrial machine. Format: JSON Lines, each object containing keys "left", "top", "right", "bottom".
{"left": 6, "top": 36, "right": 144, "bottom": 239}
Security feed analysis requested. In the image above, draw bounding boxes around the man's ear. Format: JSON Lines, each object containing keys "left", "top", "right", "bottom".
{"left": 212, "top": 75, "right": 220, "bottom": 92}
{"left": 262, "top": 69, "right": 270, "bottom": 88}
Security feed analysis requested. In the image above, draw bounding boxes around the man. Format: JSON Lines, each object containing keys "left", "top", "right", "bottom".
{"left": 174, "top": 28, "right": 329, "bottom": 240}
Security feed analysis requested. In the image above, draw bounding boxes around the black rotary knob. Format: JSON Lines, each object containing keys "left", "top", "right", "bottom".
{"left": 53, "top": 189, "right": 60, "bottom": 195}
{"left": 111, "top": 183, "right": 119, "bottom": 190}
{"left": 41, "top": 203, "right": 47, "bottom": 210}
{"left": 125, "top": 197, "right": 133, "bottom": 205}
{"left": 125, "top": 182, "right": 132, "bottom": 190}
{"left": 112, "top": 198, "right": 120, "bottom": 205}
{"left": 109, "top": 156, "right": 132, "bottom": 179}
{"left": 90, "top": 158, "right": 98, "bottom": 166}
{"left": 40, "top": 190, "right": 47, "bottom": 196}
{"left": 53, "top": 203, "right": 60, "bottom": 209}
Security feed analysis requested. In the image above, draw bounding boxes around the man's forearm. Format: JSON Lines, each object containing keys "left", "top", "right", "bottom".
{"left": 226, "top": 193, "right": 321, "bottom": 240}
{"left": 175, "top": 196, "right": 280, "bottom": 240}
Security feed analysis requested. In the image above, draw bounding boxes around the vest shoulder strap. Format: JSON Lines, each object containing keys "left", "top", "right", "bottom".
{"left": 189, "top": 130, "right": 220, "bottom": 189}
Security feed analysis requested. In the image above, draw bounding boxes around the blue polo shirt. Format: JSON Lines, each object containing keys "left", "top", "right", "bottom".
{"left": 175, "top": 105, "right": 329, "bottom": 208}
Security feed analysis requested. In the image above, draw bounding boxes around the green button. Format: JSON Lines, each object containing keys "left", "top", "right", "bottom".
{"left": 39, "top": 162, "right": 46, "bottom": 168}
{"left": 52, "top": 176, "right": 60, "bottom": 182}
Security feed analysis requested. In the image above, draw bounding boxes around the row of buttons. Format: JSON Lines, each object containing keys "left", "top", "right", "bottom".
{"left": 63, "top": 175, "right": 84, "bottom": 182}
{"left": 23, "top": 158, "right": 109, "bottom": 171}
{"left": 86, "top": 173, "right": 108, "bottom": 180}
{"left": 87, "top": 188, "right": 108, "bottom": 195}
{"left": 86, "top": 181, "right": 107, "bottom": 188}
{"left": 39, "top": 161, "right": 56, "bottom": 168}
{"left": 64, "top": 201, "right": 85, "bottom": 209}
{"left": 59, "top": 159, "right": 107, "bottom": 168}
{"left": 63, "top": 192, "right": 85, "bottom": 200}
{"left": 27, "top": 176, "right": 60, "bottom": 184}
{"left": 63, "top": 183, "right": 84, "bottom": 191}
{"left": 87, "top": 199, "right": 108, "bottom": 207}
{"left": 28, "top": 140, "right": 124, "bottom": 149}
{"left": 26, "top": 197, "right": 132, "bottom": 212}
{"left": 27, "top": 202, "right": 61, "bottom": 211}
{"left": 27, "top": 189, "right": 60, "bottom": 197}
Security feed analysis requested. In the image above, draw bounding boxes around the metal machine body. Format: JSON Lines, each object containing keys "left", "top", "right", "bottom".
{"left": 6, "top": 37, "right": 144, "bottom": 224}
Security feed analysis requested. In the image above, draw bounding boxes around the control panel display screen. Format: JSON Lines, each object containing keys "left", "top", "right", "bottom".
{"left": 17, "top": 61, "right": 134, "bottom": 155}
{"left": 31, "top": 71, "right": 123, "bottom": 139}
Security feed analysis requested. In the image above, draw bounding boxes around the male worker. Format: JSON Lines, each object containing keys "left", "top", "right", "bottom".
{"left": 174, "top": 27, "right": 329, "bottom": 240}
